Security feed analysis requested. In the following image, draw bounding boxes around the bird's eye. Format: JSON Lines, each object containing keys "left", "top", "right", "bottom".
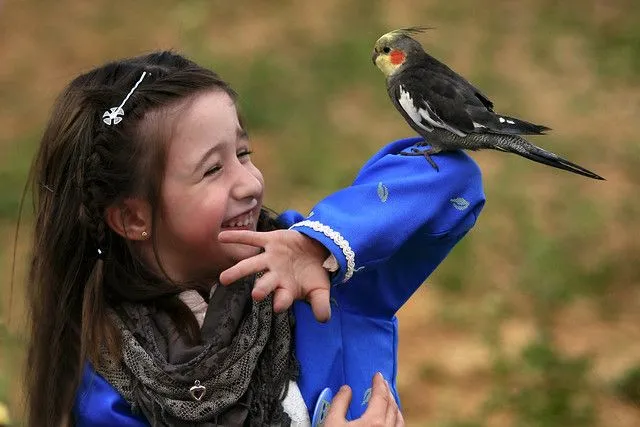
{"left": 383, "top": 47, "right": 391, "bottom": 54}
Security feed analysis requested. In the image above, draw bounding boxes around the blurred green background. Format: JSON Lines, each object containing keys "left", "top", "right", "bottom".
{"left": 1, "top": 0, "right": 639, "bottom": 425}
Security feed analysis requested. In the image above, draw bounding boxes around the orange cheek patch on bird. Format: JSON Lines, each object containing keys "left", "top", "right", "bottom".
{"left": 390, "top": 49, "right": 405, "bottom": 65}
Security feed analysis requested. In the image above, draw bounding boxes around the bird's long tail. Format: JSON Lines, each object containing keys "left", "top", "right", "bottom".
{"left": 429, "top": 129, "right": 605, "bottom": 180}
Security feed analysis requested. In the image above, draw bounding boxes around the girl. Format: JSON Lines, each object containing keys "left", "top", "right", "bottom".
{"left": 26, "top": 51, "right": 484, "bottom": 426}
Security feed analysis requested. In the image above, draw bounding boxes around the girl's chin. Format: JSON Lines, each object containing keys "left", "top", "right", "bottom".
{"left": 223, "top": 242, "right": 261, "bottom": 262}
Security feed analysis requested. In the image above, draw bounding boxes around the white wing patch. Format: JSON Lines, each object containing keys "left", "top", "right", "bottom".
{"left": 499, "top": 117, "right": 516, "bottom": 125}
{"left": 419, "top": 102, "right": 467, "bottom": 137}
{"left": 398, "top": 85, "right": 467, "bottom": 137}
{"left": 398, "top": 86, "right": 432, "bottom": 132}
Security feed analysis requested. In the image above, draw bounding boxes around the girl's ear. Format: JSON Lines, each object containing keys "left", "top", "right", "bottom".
{"left": 105, "top": 198, "right": 152, "bottom": 241}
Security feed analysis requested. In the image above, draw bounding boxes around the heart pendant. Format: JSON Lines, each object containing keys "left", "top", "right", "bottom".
{"left": 189, "top": 380, "right": 206, "bottom": 401}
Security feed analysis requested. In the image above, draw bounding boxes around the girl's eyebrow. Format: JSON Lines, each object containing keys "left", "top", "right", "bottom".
{"left": 193, "top": 142, "right": 223, "bottom": 174}
{"left": 192, "top": 127, "right": 249, "bottom": 174}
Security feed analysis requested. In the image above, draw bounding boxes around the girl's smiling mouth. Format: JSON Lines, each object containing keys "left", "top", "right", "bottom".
{"left": 221, "top": 208, "right": 257, "bottom": 229}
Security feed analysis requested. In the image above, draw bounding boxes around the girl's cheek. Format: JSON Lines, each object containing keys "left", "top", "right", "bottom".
{"left": 250, "top": 165, "right": 265, "bottom": 190}
{"left": 253, "top": 164, "right": 264, "bottom": 181}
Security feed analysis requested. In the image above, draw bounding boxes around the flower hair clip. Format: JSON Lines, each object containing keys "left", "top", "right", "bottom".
{"left": 102, "top": 71, "right": 147, "bottom": 125}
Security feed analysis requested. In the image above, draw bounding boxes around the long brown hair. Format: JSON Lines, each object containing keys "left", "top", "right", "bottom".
{"left": 25, "top": 51, "right": 274, "bottom": 426}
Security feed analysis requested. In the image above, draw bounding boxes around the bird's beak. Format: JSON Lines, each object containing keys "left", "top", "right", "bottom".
{"left": 371, "top": 50, "right": 378, "bottom": 66}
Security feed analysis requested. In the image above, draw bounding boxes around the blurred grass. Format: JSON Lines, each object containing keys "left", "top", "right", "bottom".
{"left": 1, "top": 0, "right": 640, "bottom": 425}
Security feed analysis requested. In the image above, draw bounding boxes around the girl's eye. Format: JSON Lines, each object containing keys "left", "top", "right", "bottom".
{"left": 238, "top": 150, "right": 253, "bottom": 159}
{"left": 203, "top": 165, "right": 222, "bottom": 177}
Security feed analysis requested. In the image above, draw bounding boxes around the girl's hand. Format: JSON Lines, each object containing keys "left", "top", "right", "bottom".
{"left": 218, "top": 229, "right": 332, "bottom": 322}
{"left": 325, "top": 372, "right": 404, "bottom": 426}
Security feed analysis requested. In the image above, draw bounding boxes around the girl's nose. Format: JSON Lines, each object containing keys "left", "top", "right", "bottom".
{"left": 231, "top": 163, "right": 263, "bottom": 201}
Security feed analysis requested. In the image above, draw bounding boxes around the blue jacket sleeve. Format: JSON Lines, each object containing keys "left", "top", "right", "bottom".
{"left": 74, "top": 363, "right": 149, "bottom": 426}
{"left": 279, "top": 136, "right": 485, "bottom": 317}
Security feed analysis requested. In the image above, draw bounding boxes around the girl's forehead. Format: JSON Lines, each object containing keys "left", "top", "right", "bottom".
{"left": 164, "top": 91, "right": 241, "bottom": 170}
{"left": 176, "top": 90, "right": 238, "bottom": 129}
{"left": 171, "top": 91, "right": 237, "bottom": 138}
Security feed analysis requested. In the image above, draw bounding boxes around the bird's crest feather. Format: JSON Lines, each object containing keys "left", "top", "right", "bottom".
{"left": 376, "top": 27, "right": 435, "bottom": 45}
{"left": 388, "top": 26, "right": 434, "bottom": 37}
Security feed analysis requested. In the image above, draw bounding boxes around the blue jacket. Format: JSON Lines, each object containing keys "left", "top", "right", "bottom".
{"left": 74, "top": 137, "right": 485, "bottom": 425}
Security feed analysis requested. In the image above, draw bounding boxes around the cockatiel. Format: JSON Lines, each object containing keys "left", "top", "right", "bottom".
{"left": 371, "top": 27, "right": 604, "bottom": 180}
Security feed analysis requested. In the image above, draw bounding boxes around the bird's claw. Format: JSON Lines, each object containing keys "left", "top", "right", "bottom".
{"left": 399, "top": 147, "right": 440, "bottom": 171}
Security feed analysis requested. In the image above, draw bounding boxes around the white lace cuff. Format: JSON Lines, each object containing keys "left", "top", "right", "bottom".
{"left": 289, "top": 220, "right": 355, "bottom": 283}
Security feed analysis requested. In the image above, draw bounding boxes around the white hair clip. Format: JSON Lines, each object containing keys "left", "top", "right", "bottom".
{"left": 102, "top": 71, "right": 148, "bottom": 125}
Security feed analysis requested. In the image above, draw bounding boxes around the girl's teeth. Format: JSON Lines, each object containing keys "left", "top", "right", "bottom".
{"left": 225, "top": 212, "right": 253, "bottom": 228}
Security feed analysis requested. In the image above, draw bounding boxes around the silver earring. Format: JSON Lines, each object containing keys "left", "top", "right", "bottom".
{"left": 141, "top": 231, "right": 149, "bottom": 239}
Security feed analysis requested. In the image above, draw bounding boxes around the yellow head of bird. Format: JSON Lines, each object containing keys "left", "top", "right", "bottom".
{"left": 371, "top": 27, "right": 431, "bottom": 77}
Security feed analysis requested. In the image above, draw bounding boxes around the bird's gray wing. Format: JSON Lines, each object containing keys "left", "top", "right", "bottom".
{"left": 388, "top": 59, "right": 550, "bottom": 140}
{"left": 387, "top": 80, "right": 435, "bottom": 136}
{"left": 423, "top": 70, "right": 499, "bottom": 133}
{"left": 412, "top": 65, "right": 550, "bottom": 135}
{"left": 391, "top": 68, "right": 484, "bottom": 136}
{"left": 423, "top": 54, "right": 495, "bottom": 112}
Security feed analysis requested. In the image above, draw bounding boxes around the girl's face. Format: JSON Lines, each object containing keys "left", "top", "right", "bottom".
{"left": 151, "top": 90, "right": 264, "bottom": 282}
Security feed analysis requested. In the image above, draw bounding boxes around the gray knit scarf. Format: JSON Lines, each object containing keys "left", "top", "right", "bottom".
{"left": 97, "top": 277, "right": 298, "bottom": 426}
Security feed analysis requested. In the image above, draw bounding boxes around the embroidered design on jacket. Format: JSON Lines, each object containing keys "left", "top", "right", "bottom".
{"left": 450, "top": 197, "right": 470, "bottom": 211}
{"left": 290, "top": 220, "right": 356, "bottom": 282}
{"left": 362, "top": 387, "right": 372, "bottom": 405}
{"left": 377, "top": 182, "right": 389, "bottom": 202}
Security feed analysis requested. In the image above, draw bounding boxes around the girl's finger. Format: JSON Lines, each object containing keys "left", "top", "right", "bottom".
{"left": 218, "top": 230, "right": 268, "bottom": 247}
{"left": 362, "top": 372, "right": 389, "bottom": 420}
{"left": 306, "top": 288, "right": 331, "bottom": 323}
{"left": 272, "top": 287, "right": 295, "bottom": 313}
{"left": 325, "top": 385, "right": 352, "bottom": 424}
{"left": 219, "top": 252, "right": 269, "bottom": 285}
{"left": 385, "top": 381, "right": 398, "bottom": 426}
{"left": 251, "top": 272, "right": 277, "bottom": 301}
